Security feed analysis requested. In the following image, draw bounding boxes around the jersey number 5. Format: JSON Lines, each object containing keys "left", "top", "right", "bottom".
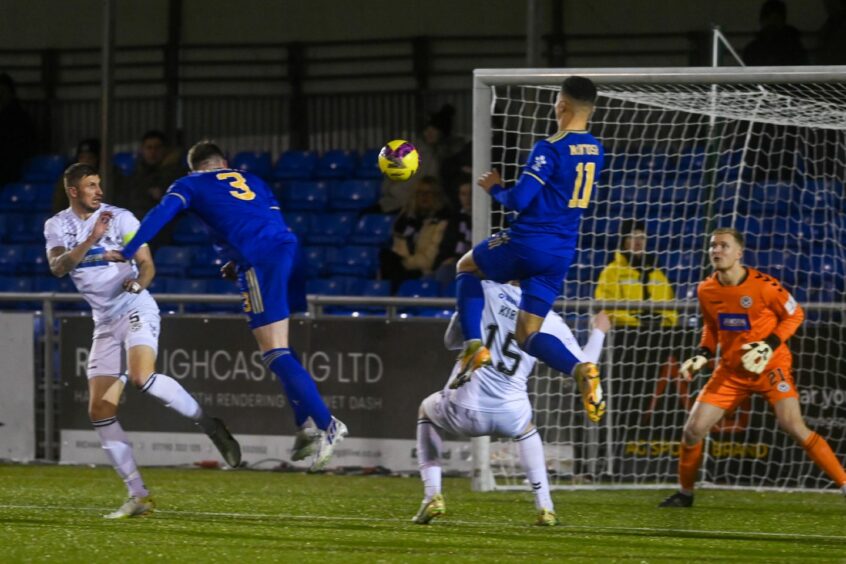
{"left": 568, "top": 162, "right": 596, "bottom": 209}
{"left": 217, "top": 171, "right": 256, "bottom": 201}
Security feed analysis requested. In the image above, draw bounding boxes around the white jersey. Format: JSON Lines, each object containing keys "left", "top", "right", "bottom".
{"left": 444, "top": 281, "right": 604, "bottom": 412}
{"left": 44, "top": 204, "right": 155, "bottom": 323}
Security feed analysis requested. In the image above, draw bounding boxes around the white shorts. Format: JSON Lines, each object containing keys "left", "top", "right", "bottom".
{"left": 421, "top": 391, "right": 532, "bottom": 439}
{"left": 88, "top": 297, "right": 160, "bottom": 379}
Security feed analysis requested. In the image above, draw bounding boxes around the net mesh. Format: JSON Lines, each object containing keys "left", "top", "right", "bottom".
{"left": 484, "top": 78, "right": 846, "bottom": 490}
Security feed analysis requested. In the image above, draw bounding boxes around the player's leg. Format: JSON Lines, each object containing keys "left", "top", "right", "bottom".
{"left": 773, "top": 397, "right": 846, "bottom": 492}
{"left": 659, "top": 399, "right": 727, "bottom": 507}
{"left": 412, "top": 393, "right": 451, "bottom": 524}
{"left": 454, "top": 247, "right": 491, "bottom": 374}
{"left": 513, "top": 420, "right": 558, "bottom": 526}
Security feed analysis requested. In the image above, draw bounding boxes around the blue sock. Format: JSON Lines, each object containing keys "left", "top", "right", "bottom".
{"left": 523, "top": 332, "right": 581, "bottom": 375}
{"left": 263, "top": 348, "right": 332, "bottom": 430}
{"left": 456, "top": 272, "right": 483, "bottom": 341}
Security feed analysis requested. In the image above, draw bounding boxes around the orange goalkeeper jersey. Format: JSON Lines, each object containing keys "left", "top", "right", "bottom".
{"left": 697, "top": 267, "right": 804, "bottom": 374}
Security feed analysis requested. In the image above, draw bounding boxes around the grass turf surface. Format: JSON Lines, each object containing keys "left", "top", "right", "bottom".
{"left": 0, "top": 464, "right": 843, "bottom": 562}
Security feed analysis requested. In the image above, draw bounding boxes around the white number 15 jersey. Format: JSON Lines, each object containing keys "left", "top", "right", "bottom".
{"left": 444, "top": 281, "right": 605, "bottom": 413}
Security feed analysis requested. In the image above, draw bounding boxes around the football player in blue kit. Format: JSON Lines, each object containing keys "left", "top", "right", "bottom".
{"left": 110, "top": 141, "right": 346, "bottom": 471}
{"left": 453, "top": 76, "right": 607, "bottom": 423}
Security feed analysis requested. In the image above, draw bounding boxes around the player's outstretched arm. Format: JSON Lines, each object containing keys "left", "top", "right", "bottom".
{"left": 47, "top": 211, "right": 113, "bottom": 277}
{"left": 120, "top": 196, "right": 184, "bottom": 259}
{"left": 123, "top": 245, "right": 155, "bottom": 293}
{"left": 481, "top": 169, "right": 543, "bottom": 213}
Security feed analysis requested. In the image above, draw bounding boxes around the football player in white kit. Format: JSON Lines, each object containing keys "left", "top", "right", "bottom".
{"left": 44, "top": 163, "right": 241, "bottom": 519}
{"left": 413, "top": 280, "right": 609, "bottom": 526}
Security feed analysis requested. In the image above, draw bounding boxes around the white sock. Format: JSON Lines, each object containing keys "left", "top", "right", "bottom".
{"left": 93, "top": 417, "right": 148, "bottom": 498}
{"left": 516, "top": 428, "right": 553, "bottom": 511}
{"left": 140, "top": 373, "right": 207, "bottom": 424}
{"left": 581, "top": 328, "right": 606, "bottom": 365}
{"left": 417, "top": 419, "right": 444, "bottom": 500}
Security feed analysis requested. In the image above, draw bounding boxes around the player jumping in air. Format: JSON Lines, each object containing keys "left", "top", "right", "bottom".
{"left": 45, "top": 163, "right": 241, "bottom": 519}
{"left": 453, "top": 76, "right": 606, "bottom": 424}
{"left": 109, "top": 141, "right": 347, "bottom": 471}
{"left": 660, "top": 228, "right": 846, "bottom": 507}
{"left": 414, "top": 280, "right": 610, "bottom": 526}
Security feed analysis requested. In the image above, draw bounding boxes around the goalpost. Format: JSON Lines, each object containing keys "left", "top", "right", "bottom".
{"left": 471, "top": 67, "right": 846, "bottom": 492}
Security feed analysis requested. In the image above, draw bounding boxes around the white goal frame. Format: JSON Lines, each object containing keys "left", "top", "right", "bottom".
{"left": 470, "top": 66, "right": 846, "bottom": 492}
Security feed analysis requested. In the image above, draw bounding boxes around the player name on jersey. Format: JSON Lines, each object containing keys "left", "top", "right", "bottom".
{"left": 569, "top": 144, "right": 600, "bottom": 155}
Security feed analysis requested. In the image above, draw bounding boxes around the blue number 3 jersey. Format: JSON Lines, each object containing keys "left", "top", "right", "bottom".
{"left": 489, "top": 130, "right": 605, "bottom": 257}
{"left": 166, "top": 169, "right": 295, "bottom": 264}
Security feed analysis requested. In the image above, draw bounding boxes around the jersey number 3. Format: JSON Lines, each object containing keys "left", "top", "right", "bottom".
{"left": 568, "top": 162, "right": 596, "bottom": 209}
{"left": 217, "top": 171, "right": 256, "bottom": 201}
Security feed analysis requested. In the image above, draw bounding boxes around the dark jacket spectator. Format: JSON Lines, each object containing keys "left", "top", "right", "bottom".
{"left": 434, "top": 176, "right": 472, "bottom": 286}
{"left": 818, "top": 0, "right": 846, "bottom": 64}
{"left": 0, "top": 73, "right": 36, "bottom": 186}
{"left": 742, "top": 0, "right": 808, "bottom": 66}
{"left": 53, "top": 138, "right": 100, "bottom": 212}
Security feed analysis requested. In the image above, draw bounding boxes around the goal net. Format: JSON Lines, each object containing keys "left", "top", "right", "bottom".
{"left": 470, "top": 67, "right": 846, "bottom": 491}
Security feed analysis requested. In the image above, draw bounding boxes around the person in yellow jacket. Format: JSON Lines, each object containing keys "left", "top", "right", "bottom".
{"left": 595, "top": 220, "right": 678, "bottom": 327}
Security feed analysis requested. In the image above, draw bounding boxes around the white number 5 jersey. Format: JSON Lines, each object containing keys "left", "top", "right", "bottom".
{"left": 444, "top": 281, "right": 604, "bottom": 412}
{"left": 44, "top": 205, "right": 154, "bottom": 323}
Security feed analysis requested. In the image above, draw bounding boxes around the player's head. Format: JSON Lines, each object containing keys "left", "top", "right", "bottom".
{"left": 457, "top": 172, "right": 472, "bottom": 212}
{"left": 63, "top": 163, "right": 102, "bottom": 213}
{"left": 187, "top": 140, "right": 228, "bottom": 171}
{"left": 556, "top": 76, "right": 598, "bottom": 122}
{"left": 709, "top": 227, "right": 744, "bottom": 271}
{"left": 140, "top": 130, "right": 168, "bottom": 167}
{"left": 406, "top": 175, "right": 446, "bottom": 217}
{"left": 75, "top": 138, "right": 100, "bottom": 167}
{"left": 759, "top": 0, "right": 787, "bottom": 28}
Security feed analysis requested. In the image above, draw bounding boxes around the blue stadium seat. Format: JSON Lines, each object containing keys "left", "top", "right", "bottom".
{"left": 306, "top": 278, "right": 346, "bottom": 296}
{"left": 316, "top": 150, "right": 357, "bottom": 179}
{"left": 283, "top": 211, "right": 312, "bottom": 237}
{"left": 231, "top": 151, "right": 273, "bottom": 180}
{"left": 355, "top": 149, "right": 382, "bottom": 179}
{"left": 397, "top": 278, "right": 441, "bottom": 316}
{"left": 203, "top": 278, "right": 243, "bottom": 313}
{"left": 350, "top": 213, "right": 395, "bottom": 246}
{"left": 748, "top": 182, "right": 793, "bottom": 216}
{"left": 272, "top": 150, "right": 318, "bottom": 181}
{"left": 0, "top": 214, "right": 7, "bottom": 241}
{"left": 172, "top": 215, "right": 211, "bottom": 245}
{"left": 441, "top": 279, "right": 458, "bottom": 298}
{"left": 302, "top": 246, "right": 327, "bottom": 277}
{"left": 21, "top": 154, "right": 67, "bottom": 183}
{"left": 5, "top": 214, "right": 45, "bottom": 244}
{"left": 329, "top": 179, "right": 380, "bottom": 211}
{"left": 113, "top": 152, "right": 136, "bottom": 177}
{"left": 19, "top": 244, "right": 49, "bottom": 275}
{"left": 306, "top": 212, "right": 355, "bottom": 246}
{"left": 326, "top": 246, "right": 379, "bottom": 277}
{"left": 283, "top": 181, "right": 330, "bottom": 211}
{"left": 0, "top": 183, "right": 40, "bottom": 211}
{"left": 154, "top": 246, "right": 193, "bottom": 276}
{"left": 0, "top": 276, "right": 35, "bottom": 309}
{"left": 187, "top": 246, "right": 226, "bottom": 278}
{"left": 0, "top": 244, "right": 26, "bottom": 274}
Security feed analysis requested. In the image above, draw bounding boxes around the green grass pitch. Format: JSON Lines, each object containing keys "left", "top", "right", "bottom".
{"left": 0, "top": 464, "right": 843, "bottom": 562}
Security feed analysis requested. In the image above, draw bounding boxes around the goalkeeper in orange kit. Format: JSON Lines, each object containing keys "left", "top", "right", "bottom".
{"left": 659, "top": 228, "right": 846, "bottom": 507}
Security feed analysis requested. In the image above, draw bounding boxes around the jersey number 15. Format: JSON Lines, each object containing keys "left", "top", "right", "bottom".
{"left": 484, "top": 323, "right": 522, "bottom": 376}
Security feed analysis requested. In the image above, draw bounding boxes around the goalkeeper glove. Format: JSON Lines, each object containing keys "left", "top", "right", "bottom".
{"left": 741, "top": 339, "right": 775, "bottom": 374}
{"left": 680, "top": 349, "right": 710, "bottom": 380}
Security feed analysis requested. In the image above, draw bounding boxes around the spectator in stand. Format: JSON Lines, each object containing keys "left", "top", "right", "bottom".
{"left": 742, "top": 0, "right": 808, "bottom": 66}
{"left": 0, "top": 72, "right": 37, "bottom": 186}
{"left": 595, "top": 220, "right": 677, "bottom": 328}
{"left": 434, "top": 174, "right": 473, "bottom": 287}
{"left": 380, "top": 176, "right": 450, "bottom": 293}
{"left": 440, "top": 140, "right": 472, "bottom": 211}
{"left": 53, "top": 138, "right": 100, "bottom": 212}
{"left": 115, "top": 130, "right": 186, "bottom": 248}
{"left": 377, "top": 104, "right": 464, "bottom": 214}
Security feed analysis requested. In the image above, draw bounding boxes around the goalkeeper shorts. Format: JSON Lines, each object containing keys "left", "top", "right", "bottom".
{"left": 698, "top": 364, "right": 798, "bottom": 411}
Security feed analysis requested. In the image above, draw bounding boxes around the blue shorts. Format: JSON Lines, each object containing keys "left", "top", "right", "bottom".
{"left": 237, "top": 242, "right": 295, "bottom": 329}
{"left": 472, "top": 232, "right": 574, "bottom": 317}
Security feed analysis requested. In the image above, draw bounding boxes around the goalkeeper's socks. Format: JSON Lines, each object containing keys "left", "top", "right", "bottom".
{"left": 417, "top": 419, "right": 444, "bottom": 500}
{"left": 263, "top": 348, "right": 332, "bottom": 430}
{"left": 801, "top": 432, "right": 846, "bottom": 486}
{"left": 523, "top": 332, "right": 580, "bottom": 375}
{"left": 456, "top": 272, "right": 484, "bottom": 341}
{"left": 516, "top": 427, "right": 553, "bottom": 511}
{"left": 139, "top": 373, "right": 215, "bottom": 431}
{"left": 92, "top": 416, "right": 149, "bottom": 498}
{"left": 679, "top": 441, "right": 704, "bottom": 492}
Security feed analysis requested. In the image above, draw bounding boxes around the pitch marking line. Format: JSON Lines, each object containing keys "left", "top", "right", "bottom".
{"left": 0, "top": 503, "right": 843, "bottom": 542}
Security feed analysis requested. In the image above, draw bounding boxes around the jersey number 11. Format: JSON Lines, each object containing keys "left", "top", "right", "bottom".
{"left": 568, "top": 162, "right": 596, "bottom": 209}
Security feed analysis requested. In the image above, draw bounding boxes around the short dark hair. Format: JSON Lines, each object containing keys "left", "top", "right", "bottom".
{"left": 187, "top": 140, "right": 226, "bottom": 171}
{"left": 561, "top": 76, "right": 598, "bottom": 105}
{"left": 711, "top": 227, "right": 745, "bottom": 248}
{"left": 760, "top": 0, "right": 786, "bottom": 20}
{"left": 64, "top": 163, "right": 99, "bottom": 188}
{"left": 141, "top": 129, "right": 167, "bottom": 144}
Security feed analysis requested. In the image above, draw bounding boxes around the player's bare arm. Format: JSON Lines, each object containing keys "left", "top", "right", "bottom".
{"left": 48, "top": 211, "right": 113, "bottom": 277}
{"left": 123, "top": 245, "right": 155, "bottom": 293}
{"left": 477, "top": 169, "right": 502, "bottom": 193}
